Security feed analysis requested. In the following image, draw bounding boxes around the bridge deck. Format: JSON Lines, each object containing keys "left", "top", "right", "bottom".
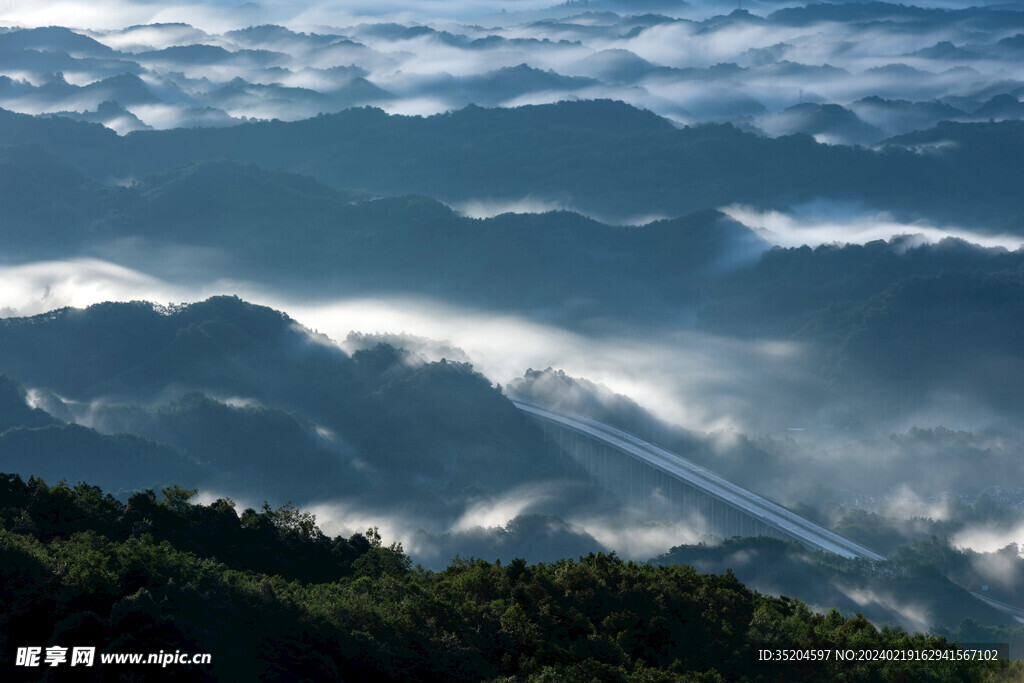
{"left": 512, "top": 396, "right": 884, "bottom": 561}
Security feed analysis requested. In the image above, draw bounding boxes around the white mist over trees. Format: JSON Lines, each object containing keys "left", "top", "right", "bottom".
{"left": 3, "top": 0, "right": 1024, "bottom": 663}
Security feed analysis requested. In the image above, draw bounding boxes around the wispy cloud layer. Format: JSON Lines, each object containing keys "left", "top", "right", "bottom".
{"left": 723, "top": 202, "right": 1024, "bottom": 250}
{"left": 0, "top": 255, "right": 817, "bottom": 434}
{"left": 1, "top": 1, "right": 1022, "bottom": 133}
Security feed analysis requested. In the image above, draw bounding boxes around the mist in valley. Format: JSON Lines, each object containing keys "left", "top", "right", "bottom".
{"left": 2, "top": 0, "right": 1024, "bottom": 135}
{"left": 3, "top": 0, "right": 1024, "bottom": 657}
{"left": 1, "top": 235, "right": 1022, "bottom": 579}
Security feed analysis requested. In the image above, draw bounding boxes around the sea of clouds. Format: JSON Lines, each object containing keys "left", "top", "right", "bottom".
{"left": 0, "top": 0, "right": 1021, "bottom": 135}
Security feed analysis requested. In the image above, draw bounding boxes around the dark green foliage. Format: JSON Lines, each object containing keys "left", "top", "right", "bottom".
{"left": 0, "top": 473, "right": 374, "bottom": 586}
{"left": 0, "top": 476, "right": 1016, "bottom": 681}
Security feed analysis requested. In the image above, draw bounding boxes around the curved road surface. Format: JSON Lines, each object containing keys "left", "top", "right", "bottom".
{"left": 971, "top": 593, "right": 1024, "bottom": 624}
{"left": 510, "top": 396, "right": 885, "bottom": 561}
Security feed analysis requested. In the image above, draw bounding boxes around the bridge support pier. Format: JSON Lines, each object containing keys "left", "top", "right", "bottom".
{"left": 519, "top": 400, "right": 883, "bottom": 560}
{"left": 538, "top": 419, "right": 793, "bottom": 543}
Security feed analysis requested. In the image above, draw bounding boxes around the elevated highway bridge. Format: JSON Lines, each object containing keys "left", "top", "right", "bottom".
{"left": 510, "top": 395, "right": 884, "bottom": 561}
{"left": 509, "top": 395, "right": 1024, "bottom": 625}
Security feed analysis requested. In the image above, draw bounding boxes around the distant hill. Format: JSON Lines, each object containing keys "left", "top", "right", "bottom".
{"left": 2, "top": 100, "right": 1023, "bottom": 228}
{"left": 702, "top": 238, "right": 1024, "bottom": 422}
{"left": 0, "top": 152, "right": 767, "bottom": 322}
{"left": 3, "top": 145, "right": 1023, "bottom": 425}
{"left": 0, "top": 297, "right": 593, "bottom": 523}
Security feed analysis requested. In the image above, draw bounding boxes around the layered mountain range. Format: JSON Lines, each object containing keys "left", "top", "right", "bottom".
{"left": 3, "top": 0, "right": 1024, "bottom": 654}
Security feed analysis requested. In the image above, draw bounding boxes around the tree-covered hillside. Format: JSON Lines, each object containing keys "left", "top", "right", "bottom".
{"left": 2, "top": 475, "right": 1018, "bottom": 681}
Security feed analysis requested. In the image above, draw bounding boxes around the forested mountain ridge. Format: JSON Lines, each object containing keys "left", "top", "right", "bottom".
{"left": 0, "top": 297, "right": 590, "bottom": 513}
{"left": 3, "top": 3, "right": 1024, "bottom": 677}
{"left": 5, "top": 146, "right": 1023, "bottom": 381}
{"left": 1, "top": 474, "right": 1018, "bottom": 682}
{"left": 0, "top": 150, "right": 769, "bottom": 321}
{"left": 2, "top": 100, "right": 1024, "bottom": 228}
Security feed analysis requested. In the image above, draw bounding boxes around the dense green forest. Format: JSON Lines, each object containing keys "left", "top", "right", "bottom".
{"left": 2, "top": 474, "right": 1020, "bottom": 681}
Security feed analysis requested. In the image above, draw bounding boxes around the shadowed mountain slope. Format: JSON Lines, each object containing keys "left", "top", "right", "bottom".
{"left": 2, "top": 100, "right": 1023, "bottom": 228}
